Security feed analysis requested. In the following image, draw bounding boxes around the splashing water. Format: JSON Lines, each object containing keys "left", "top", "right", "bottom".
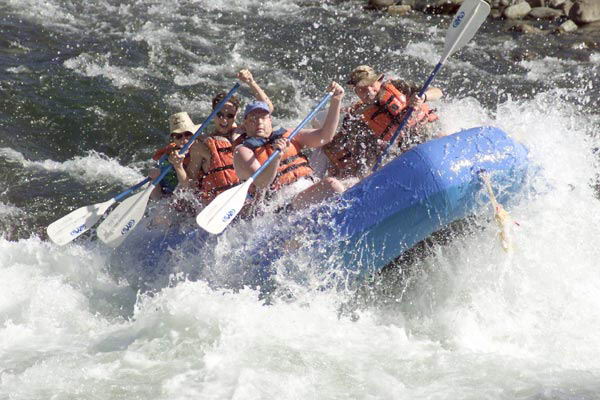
{"left": 1, "top": 0, "right": 600, "bottom": 398}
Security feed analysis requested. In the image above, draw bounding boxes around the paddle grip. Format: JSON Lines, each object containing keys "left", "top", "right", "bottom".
{"left": 113, "top": 177, "right": 151, "bottom": 202}
{"left": 113, "top": 148, "right": 180, "bottom": 202}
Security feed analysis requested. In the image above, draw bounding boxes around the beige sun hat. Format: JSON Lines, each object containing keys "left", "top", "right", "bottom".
{"left": 168, "top": 112, "right": 200, "bottom": 135}
{"left": 347, "top": 65, "right": 383, "bottom": 87}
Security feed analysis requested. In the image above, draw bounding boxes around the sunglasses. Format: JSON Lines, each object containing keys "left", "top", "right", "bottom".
{"left": 171, "top": 131, "right": 193, "bottom": 140}
{"left": 217, "top": 111, "right": 236, "bottom": 119}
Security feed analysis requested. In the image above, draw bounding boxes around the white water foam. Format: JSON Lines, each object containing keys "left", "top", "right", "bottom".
{"left": 398, "top": 40, "right": 487, "bottom": 76}
{"left": 0, "top": 202, "right": 23, "bottom": 217}
{"left": 6, "top": 65, "right": 31, "bottom": 74}
{"left": 63, "top": 53, "right": 154, "bottom": 89}
{"left": 196, "top": 0, "right": 300, "bottom": 13}
{"left": 4, "top": 0, "right": 83, "bottom": 32}
{"left": 519, "top": 56, "right": 579, "bottom": 82}
{"left": 402, "top": 41, "right": 441, "bottom": 66}
{"left": 0, "top": 147, "right": 144, "bottom": 186}
{"left": 172, "top": 40, "right": 266, "bottom": 87}
{"left": 400, "top": 90, "right": 600, "bottom": 368}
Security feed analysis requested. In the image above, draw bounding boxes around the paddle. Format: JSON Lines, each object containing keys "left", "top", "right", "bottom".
{"left": 95, "top": 83, "right": 241, "bottom": 248}
{"left": 196, "top": 91, "right": 334, "bottom": 235}
{"left": 46, "top": 163, "right": 167, "bottom": 246}
{"left": 372, "top": 0, "right": 491, "bottom": 171}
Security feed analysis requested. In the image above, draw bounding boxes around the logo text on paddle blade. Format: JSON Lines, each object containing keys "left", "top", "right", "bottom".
{"left": 70, "top": 224, "right": 86, "bottom": 236}
{"left": 453, "top": 11, "right": 465, "bottom": 28}
{"left": 222, "top": 208, "right": 237, "bottom": 222}
{"left": 121, "top": 219, "right": 135, "bottom": 235}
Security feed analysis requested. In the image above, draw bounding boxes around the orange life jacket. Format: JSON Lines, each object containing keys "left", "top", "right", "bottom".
{"left": 198, "top": 136, "right": 242, "bottom": 203}
{"left": 243, "top": 128, "right": 313, "bottom": 191}
{"left": 361, "top": 81, "right": 438, "bottom": 143}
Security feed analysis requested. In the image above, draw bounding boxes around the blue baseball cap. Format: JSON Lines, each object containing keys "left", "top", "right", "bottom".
{"left": 243, "top": 101, "right": 270, "bottom": 119}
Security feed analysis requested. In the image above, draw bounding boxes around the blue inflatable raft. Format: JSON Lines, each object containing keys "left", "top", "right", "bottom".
{"left": 245, "top": 125, "right": 529, "bottom": 281}
{"left": 327, "top": 125, "right": 527, "bottom": 271}
{"left": 114, "top": 126, "right": 529, "bottom": 288}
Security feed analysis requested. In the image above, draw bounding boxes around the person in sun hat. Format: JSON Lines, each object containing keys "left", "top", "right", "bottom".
{"left": 232, "top": 81, "right": 346, "bottom": 211}
{"left": 323, "top": 65, "right": 444, "bottom": 179}
{"left": 148, "top": 111, "right": 200, "bottom": 200}
{"left": 187, "top": 69, "right": 274, "bottom": 205}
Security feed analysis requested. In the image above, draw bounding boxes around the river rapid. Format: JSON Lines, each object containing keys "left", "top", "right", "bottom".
{"left": 1, "top": 0, "right": 600, "bottom": 399}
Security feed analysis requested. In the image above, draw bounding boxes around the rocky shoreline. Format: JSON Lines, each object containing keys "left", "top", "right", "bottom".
{"left": 364, "top": 0, "right": 600, "bottom": 38}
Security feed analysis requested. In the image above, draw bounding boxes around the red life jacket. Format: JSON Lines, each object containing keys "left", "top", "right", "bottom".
{"left": 361, "top": 82, "right": 438, "bottom": 143}
{"left": 151, "top": 143, "right": 192, "bottom": 195}
{"left": 243, "top": 128, "right": 313, "bottom": 191}
{"left": 152, "top": 143, "right": 190, "bottom": 166}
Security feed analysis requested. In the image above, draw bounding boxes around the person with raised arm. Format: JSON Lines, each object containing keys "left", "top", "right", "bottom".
{"left": 233, "top": 82, "right": 345, "bottom": 211}
{"left": 324, "top": 65, "right": 443, "bottom": 178}
{"left": 187, "top": 69, "right": 273, "bottom": 204}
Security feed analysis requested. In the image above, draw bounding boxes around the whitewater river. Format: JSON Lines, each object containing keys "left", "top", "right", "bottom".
{"left": 1, "top": 0, "right": 600, "bottom": 399}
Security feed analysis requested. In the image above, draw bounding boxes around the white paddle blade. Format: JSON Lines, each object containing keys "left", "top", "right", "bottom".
{"left": 46, "top": 199, "right": 116, "bottom": 246}
{"left": 196, "top": 179, "right": 253, "bottom": 235}
{"left": 96, "top": 184, "right": 154, "bottom": 248}
{"left": 442, "top": 0, "right": 491, "bottom": 63}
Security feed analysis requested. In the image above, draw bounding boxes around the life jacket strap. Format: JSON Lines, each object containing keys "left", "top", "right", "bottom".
{"left": 206, "top": 164, "right": 235, "bottom": 175}
{"left": 207, "top": 182, "right": 238, "bottom": 194}
{"left": 242, "top": 128, "right": 287, "bottom": 149}
{"left": 275, "top": 161, "right": 310, "bottom": 180}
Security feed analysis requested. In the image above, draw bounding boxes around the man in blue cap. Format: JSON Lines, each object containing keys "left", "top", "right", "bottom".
{"left": 233, "top": 82, "right": 346, "bottom": 210}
